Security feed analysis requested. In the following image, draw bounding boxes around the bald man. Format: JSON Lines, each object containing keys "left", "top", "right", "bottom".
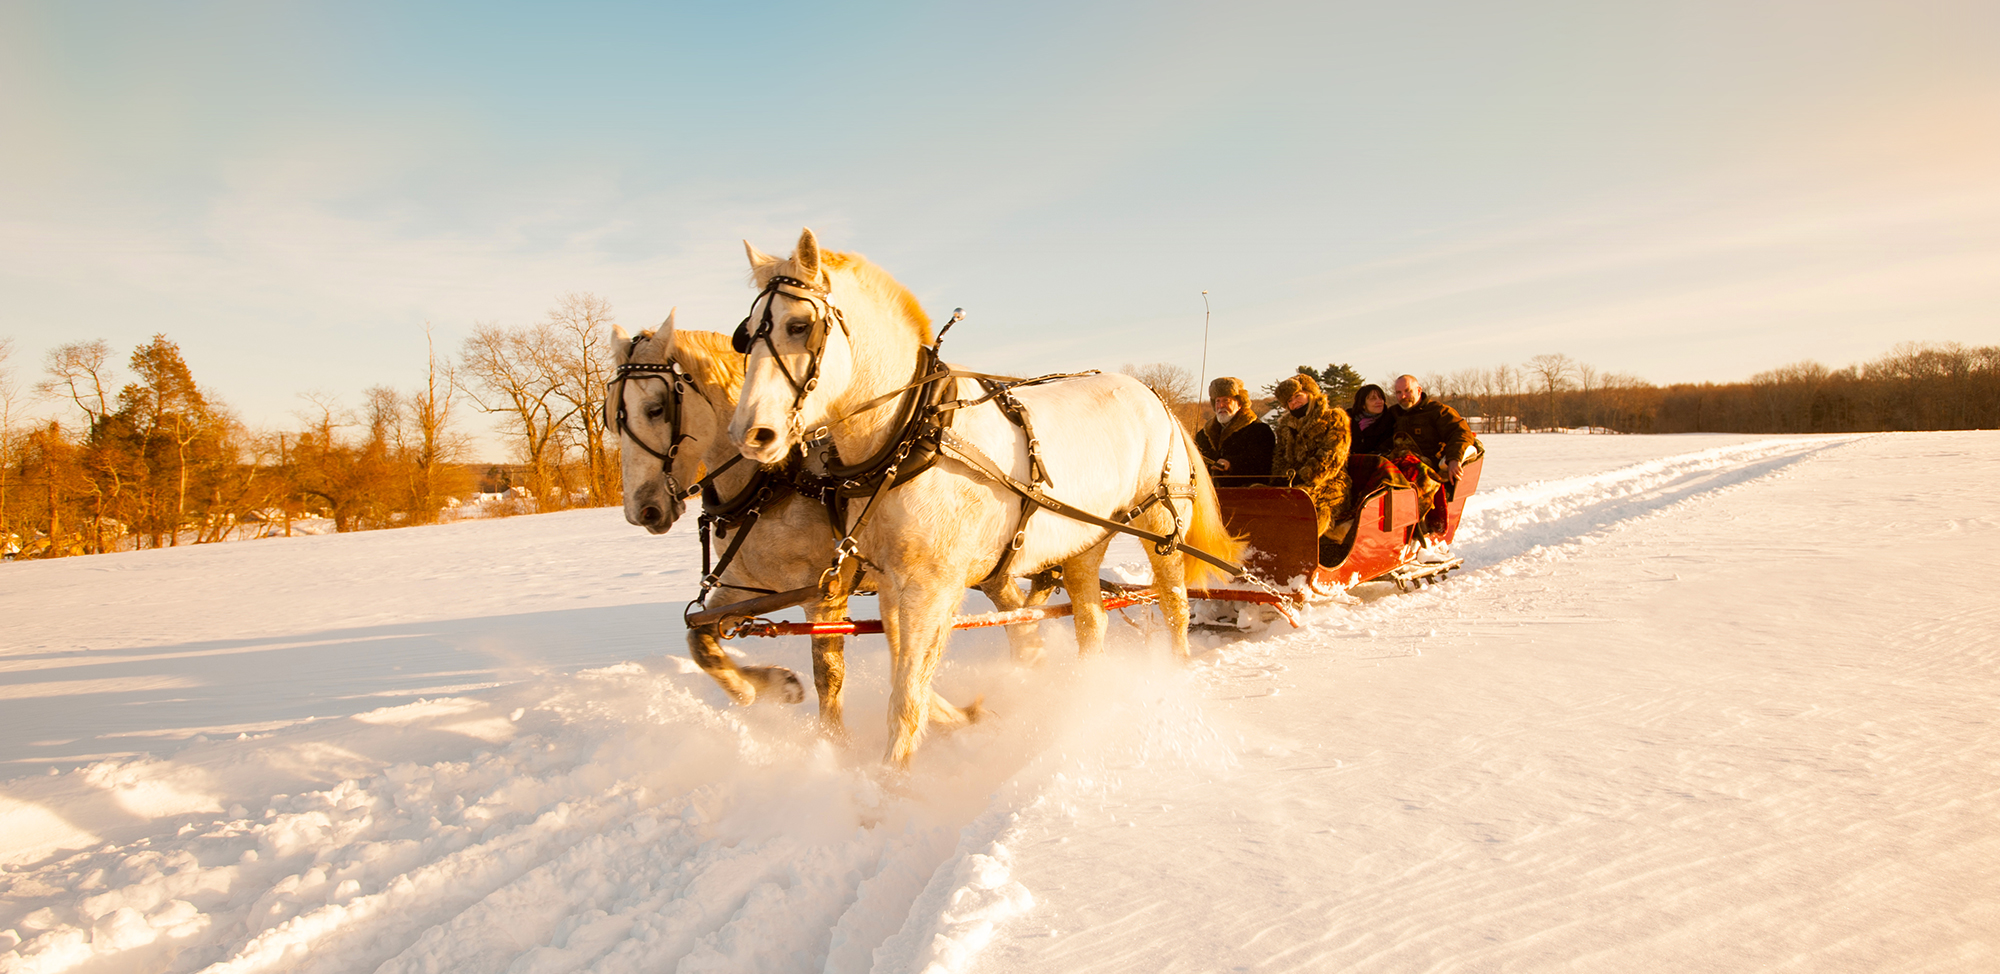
{"left": 1387, "top": 374, "right": 1474, "bottom": 481}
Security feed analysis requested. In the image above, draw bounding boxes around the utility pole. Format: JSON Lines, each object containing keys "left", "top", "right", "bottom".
{"left": 1198, "top": 291, "right": 1211, "bottom": 397}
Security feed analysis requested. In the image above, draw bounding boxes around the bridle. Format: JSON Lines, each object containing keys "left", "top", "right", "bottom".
{"left": 731, "top": 272, "right": 848, "bottom": 442}
{"left": 603, "top": 336, "right": 720, "bottom": 509}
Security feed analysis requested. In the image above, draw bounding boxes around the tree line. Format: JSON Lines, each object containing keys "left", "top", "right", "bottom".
{"left": 1, "top": 294, "right": 628, "bottom": 559}
{"left": 9, "top": 324, "right": 1993, "bottom": 559}
{"left": 1125, "top": 341, "right": 1998, "bottom": 437}
{"left": 1418, "top": 343, "right": 2000, "bottom": 434}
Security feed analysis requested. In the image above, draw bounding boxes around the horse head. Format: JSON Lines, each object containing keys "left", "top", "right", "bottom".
{"left": 610, "top": 310, "right": 716, "bottom": 533}
{"left": 730, "top": 227, "right": 931, "bottom": 465}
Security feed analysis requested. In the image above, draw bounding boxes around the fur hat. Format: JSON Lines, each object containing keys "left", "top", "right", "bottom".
{"left": 1273, "top": 374, "right": 1323, "bottom": 405}
{"left": 1208, "top": 376, "right": 1251, "bottom": 413}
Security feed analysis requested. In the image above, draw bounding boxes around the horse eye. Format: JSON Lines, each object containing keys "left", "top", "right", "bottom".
{"left": 785, "top": 319, "right": 810, "bottom": 338}
{"left": 644, "top": 403, "right": 666, "bottom": 420}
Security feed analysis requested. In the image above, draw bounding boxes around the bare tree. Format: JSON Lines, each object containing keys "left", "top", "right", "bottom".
{"left": 459, "top": 322, "right": 579, "bottom": 507}
{"left": 1525, "top": 353, "right": 1576, "bottom": 428}
{"left": 37, "top": 339, "right": 115, "bottom": 432}
{"left": 1445, "top": 367, "right": 1484, "bottom": 400}
{"left": 1121, "top": 362, "right": 1199, "bottom": 412}
{"left": 405, "top": 324, "right": 468, "bottom": 521}
{"left": 542, "top": 293, "right": 618, "bottom": 506}
{"left": 1573, "top": 363, "right": 1600, "bottom": 430}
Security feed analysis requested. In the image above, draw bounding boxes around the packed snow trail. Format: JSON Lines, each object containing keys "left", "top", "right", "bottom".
{"left": 4, "top": 433, "right": 1996, "bottom": 973}
{"left": 972, "top": 432, "right": 2000, "bottom": 973}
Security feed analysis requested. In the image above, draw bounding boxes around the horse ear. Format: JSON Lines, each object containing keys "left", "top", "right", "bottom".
{"left": 657, "top": 308, "right": 678, "bottom": 359}
{"left": 611, "top": 323, "right": 632, "bottom": 364}
{"left": 794, "top": 227, "right": 822, "bottom": 284}
{"left": 744, "top": 240, "right": 777, "bottom": 269}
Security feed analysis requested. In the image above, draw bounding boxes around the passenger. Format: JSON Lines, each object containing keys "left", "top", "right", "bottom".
{"left": 1386, "top": 374, "right": 1476, "bottom": 546}
{"left": 1387, "top": 374, "right": 1474, "bottom": 481}
{"left": 1195, "top": 377, "right": 1275, "bottom": 485}
{"left": 1346, "top": 383, "right": 1395, "bottom": 456}
{"left": 1270, "top": 374, "right": 1352, "bottom": 546}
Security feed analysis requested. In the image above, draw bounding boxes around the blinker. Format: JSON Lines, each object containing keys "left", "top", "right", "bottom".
{"left": 732, "top": 317, "right": 753, "bottom": 354}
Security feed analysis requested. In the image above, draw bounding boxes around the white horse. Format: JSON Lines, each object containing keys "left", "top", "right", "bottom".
{"left": 729, "top": 229, "right": 1240, "bottom": 768}
{"left": 611, "top": 316, "right": 1053, "bottom": 737}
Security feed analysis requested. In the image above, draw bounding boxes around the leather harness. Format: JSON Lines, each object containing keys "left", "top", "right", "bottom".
{"left": 731, "top": 272, "right": 1246, "bottom": 600}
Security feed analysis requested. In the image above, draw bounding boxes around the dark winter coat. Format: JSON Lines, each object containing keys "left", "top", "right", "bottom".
{"left": 1387, "top": 394, "right": 1474, "bottom": 470}
{"left": 1347, "top": 407, "right": 1396, "bottom": 456}
{"left": 1196, "top": 409, "right": 1276, "bottom": 485}
{"left": 1272, "top": 396, "right": 1352, "bottom": 532}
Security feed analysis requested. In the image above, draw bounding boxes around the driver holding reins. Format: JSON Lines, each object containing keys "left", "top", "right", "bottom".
{"left": 1195, "top": 377, "right": 1275, "bottom": 486}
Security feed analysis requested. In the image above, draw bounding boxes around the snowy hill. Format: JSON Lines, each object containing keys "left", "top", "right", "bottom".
{"left": 2, "top": 432, "right": 1995, "bottom": 973}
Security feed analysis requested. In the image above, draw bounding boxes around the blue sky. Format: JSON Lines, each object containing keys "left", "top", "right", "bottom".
{"left": 5, "top": 1, "right": 1996, "bottom": 457}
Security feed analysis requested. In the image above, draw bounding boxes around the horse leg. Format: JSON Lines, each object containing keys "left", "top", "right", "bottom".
{"left": 1062, "top": 541, "right": 1112, "bottom": 657}
{"left": 1134, "top": 503, "right": 1195, "bottom": 662}
{"left": 686, "top": 623, "right": 803, "bottom": 705}
{"left": 1140, "top": 523, "right": 1194, "bottom": 665}
{"left": 805, "top": 592, "right": 849, "bottom": 739}
{"left": 880, "top": 581, "right": 964, "bottom": 768}
{"left": 807, "top": 562, "right": 871, "bottom": 740}
{"left": 1024, "top": 568, "right": 1061, "bottom": 607}
{"left": 977, "top": 575, "right": 1046, "bottom": 668}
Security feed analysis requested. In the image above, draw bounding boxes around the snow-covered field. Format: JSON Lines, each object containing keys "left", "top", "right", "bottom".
{"left": 2, "top": 432, "right": 1995, "bottom": 973}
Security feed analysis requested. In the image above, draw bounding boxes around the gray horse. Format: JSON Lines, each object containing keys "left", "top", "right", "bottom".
{"left": 612, "top": 316, "right": 1053, "bottom": 738}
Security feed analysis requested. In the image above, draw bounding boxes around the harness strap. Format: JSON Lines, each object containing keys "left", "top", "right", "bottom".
{"left": 698, "top": 456, "right": 765, "bottom": 520}
{"left": 808, "top": 349, "right": 949, "bottom": 484}
{"left": 980, "top": 496, "right": 1040, "bottom": 587}
{"left": 696, "top": 508, "right": 778, "bottom": 604}
{"left": 935, "top": 428, "right": 1244, "bottom": 577}
{"left": 815, "top": 412, "right": 928, "bottom": 596}
{"left": 695, "top": 463, "right": 773, "bottom": 598}
{"left": 809, "top": 367, "right": 1100, "bottom": 443}
{"left": 983, "top": 379, "right": 1052, "bottom": 487}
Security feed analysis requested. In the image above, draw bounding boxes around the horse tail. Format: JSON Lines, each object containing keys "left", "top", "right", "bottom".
{"left": 1177, "top": 424, "right": 1243, "bottom": 587}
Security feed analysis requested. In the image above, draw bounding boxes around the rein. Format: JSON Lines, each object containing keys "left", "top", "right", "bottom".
{"left": 732, "top": 271, "right": 1248, "bottom": 606}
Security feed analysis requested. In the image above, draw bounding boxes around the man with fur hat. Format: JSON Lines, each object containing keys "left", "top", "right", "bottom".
{"left": 1271, "top": 372, "right": 1352, "bottom": 545}
{"left": 1195, "top": 376, "right": 1275, "bottom": 485}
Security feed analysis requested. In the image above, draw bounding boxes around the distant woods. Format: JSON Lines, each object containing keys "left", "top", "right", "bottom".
{"left": 1, "top": 294, "right": 624, "bottom": 559}
{"left": 7, "top": 322, "right": 1995, "bottom": 560}
{"left": 1125, "top": 342, "right": 2000, "bottom": 437}
{"left": 1419, "top": 344, "right": 2000, "bottom": 434}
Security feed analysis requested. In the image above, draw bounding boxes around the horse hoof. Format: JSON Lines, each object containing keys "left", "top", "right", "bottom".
{"left": 743, "top": 665, "right": 806, "bottom": 705}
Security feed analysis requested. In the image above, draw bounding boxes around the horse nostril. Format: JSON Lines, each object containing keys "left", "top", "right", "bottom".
{"left": 641, "top": 505, "right": 662, "bottom": 524}
{"left": 747, "top": 427, "right": 777, "bottom": 448}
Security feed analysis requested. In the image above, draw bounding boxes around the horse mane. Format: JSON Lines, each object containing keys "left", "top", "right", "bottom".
{"left": 670, "top": 329, "right": 746, "bottom": 397}
{"left": 751, "top": 249, "right": 934, "bottom": 344}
